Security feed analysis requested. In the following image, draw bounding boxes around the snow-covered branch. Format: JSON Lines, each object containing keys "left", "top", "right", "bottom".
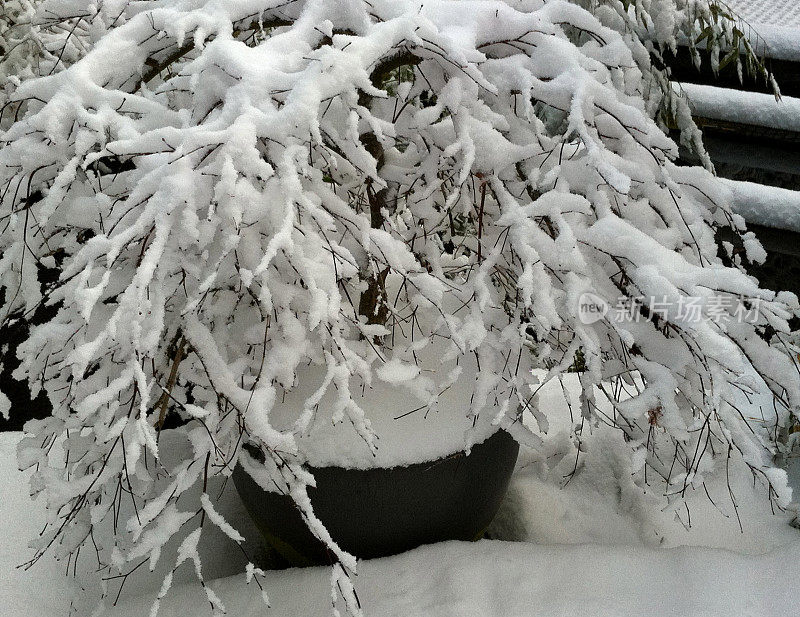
{"left": 1, "top": 0, "right": 798, "bottom": 614}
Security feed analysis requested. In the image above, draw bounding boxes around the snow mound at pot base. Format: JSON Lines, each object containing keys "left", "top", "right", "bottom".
{"left": 102, "top": 539, "right": 800, "bottom": 617}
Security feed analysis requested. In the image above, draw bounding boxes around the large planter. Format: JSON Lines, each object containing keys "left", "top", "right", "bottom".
{"left": 232, "top": 428, "right": 519, "bottom": 566}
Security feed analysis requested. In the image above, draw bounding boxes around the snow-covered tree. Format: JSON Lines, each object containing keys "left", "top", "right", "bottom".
{"left": 1, "top": 0, "right": 797, "bottom": 614}
{"left": 0, "top": 0, "right": 40, "bottom": 116}
{"left": 573, "top": 0, "right": 780, "bottom": 167}
{"left": 1, "top": 0, "right": 127, "bottom": 128}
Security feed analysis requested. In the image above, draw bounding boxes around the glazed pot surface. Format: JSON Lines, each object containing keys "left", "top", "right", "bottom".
{"left": 233, "top": 428, "right": 519, "bottom": 565}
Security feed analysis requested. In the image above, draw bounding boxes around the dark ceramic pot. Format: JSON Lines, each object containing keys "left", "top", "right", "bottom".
{"left": 232, "top": 428, "right": 519, "bottom": 566}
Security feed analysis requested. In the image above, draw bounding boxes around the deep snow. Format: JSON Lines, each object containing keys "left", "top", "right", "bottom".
{"left": 3, "top": 373, "right": 799, "bottom": 616}
{"left": 269, "top": 345, "right": 502, "bottom": 469}
{"left": 100, "top": 540, "right": 800, "bottom": 617}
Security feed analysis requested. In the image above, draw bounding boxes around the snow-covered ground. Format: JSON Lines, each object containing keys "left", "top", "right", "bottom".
{"left": 3, "top": 374, "right": 799, "bottom": 617}
{"left": 100, "top": 541, "right": 800, "bottom": 617}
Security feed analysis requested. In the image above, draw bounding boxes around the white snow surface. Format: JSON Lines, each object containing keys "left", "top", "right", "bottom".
{"left": 726, "top": 0, "right": 800, "bottom": 61}
{"left": 0, "top": 435, "right": 75, "bottom": 617}
{"left": 679, "top": 82, "right": 800, "bottom": 132}
{"left": 678, "top": 83, "right": 800, "bottom": 232}
{"left": 3, "top": 373, "right": 800, "bottom": 617}
{"left": 744, "top": 23, "right": 800, "bottom": 62}
{"left": 102, "top": 541, "right": 800, "bottom": 617}
{"left": 270, "top": 346, "right": 502, "bottom": 469}
{"left": 727, "top": 0, "right": 800, "bottom": 28}
{"left": 722, "top": 178, "right": 800, "bottom": 232}
{"left": 0, "top": 428, "right": 266, "bottom": 615}
{"left": 5, "top": 0, "right": 800, "bottom": 599}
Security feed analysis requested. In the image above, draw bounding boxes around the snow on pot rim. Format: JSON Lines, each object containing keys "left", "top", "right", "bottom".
{"left": 233, "top": 334, "right": 523, "bottom": 563}
{"left": 266, "top": 341, "right": 514, "bottom": 470}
